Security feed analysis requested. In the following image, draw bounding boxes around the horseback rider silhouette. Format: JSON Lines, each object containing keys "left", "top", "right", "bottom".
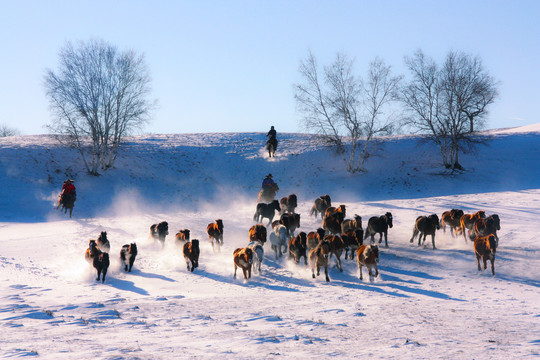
{"left": 265, "top": 126, "right": 278, "bottom": 157}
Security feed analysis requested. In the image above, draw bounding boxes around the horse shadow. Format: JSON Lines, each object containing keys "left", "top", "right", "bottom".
{"left": 128, "top": 269, "right": 176, "bottom": 282}
{"left": 327, "top": 263, "right": 465, "bottom": 301}
{"left": 98, "top": 278, "right": 149, "bottom": 296}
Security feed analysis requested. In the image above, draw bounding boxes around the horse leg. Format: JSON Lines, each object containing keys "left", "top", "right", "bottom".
{"left": 324, "top": 265, "right": 330, "bottom": 282}
{"left": 358, "top": 264, "right": 363, "bottom": 280}
{"left": 234, "top": 264, "right": 238, "bottom": 279}
{"left": 384, "top": 232, "right": 389, "bottom": 248}
{"left": 490, "top": 257, "right": 495, "bottom": 276}
{"left": 410, "top": 228, "right": 419, "bottom": 243}
{"left": 476, "top": 254, "right": 481, "bottom": 271}
{"left": 431, "top": 234, "right": 436, "bottom": 249}
{"left": 336, "top": 251, "right": 343, "bottom": 272}
{"left": 69, "top": 207, "right": 73, "bottom": 218}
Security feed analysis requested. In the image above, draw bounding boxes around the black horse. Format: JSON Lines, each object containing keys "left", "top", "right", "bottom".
{"left": 60, "top": 192, "right": 76, "bottom": 218}
{"left": 364, "top": 212, "right": 393, "bottom": 248}
{"left": 253, "top": 200, "right": 281, "bottom": 225}
{"left": 266, "top": 136, "right": 278, "bottom": 158}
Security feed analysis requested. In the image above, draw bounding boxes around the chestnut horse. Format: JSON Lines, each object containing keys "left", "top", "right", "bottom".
{"left": 280, "top": 194, "right": 298, "bottom": 215}
{"left": 207, "top": 219, "right": 224, "bottom": 252}
{"left": 357, "top": 244, "right": 379, "bottom": 281}
{"left": 289, "top": 231, "right": 307, "bottom": 265}
{"left": 309, "top": 239, "right": 331, "bottom": 282}
{"left": 310, "top": 195, "right": 331, "bottom": 219}
{"left": 473, "top": 234, "right": 497, "bottom": 276}
{"left": 459, "top": 211, "right": 485, "bottom": 241}
{"left": 249, "top": 224, "right": 267, "bottom": 244}
{"left": 233, "top": 247, "right": 253, "bottom": 279}
{"left": 175, "top": 229, "right": 190, "bottom": 248}
{"left": 440, "top": 209, "right": 464, "bottom": 237}
{"left": 472, "top": 214, "right": 501, "bottom": 245}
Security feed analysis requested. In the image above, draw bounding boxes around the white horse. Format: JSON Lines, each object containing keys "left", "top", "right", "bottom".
{"left": 247, "top": 241, "right": 264, "bottom": 274}
{"left": 269, "top": 224, "right": 288, "bottom": 259}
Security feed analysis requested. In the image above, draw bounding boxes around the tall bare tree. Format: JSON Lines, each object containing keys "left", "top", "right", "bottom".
{"left": 44, "top": 39, "right": 154, "bottom": 175}
{"left": 295, "top": 51, "right": 401, "bottom": 172}
{"left": 401, "top": 50, "right": 498, "bottom": 170}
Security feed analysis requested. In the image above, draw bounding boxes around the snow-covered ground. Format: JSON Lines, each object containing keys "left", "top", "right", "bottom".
{"left": 0, "top": 126, "right": 539, "bottom": 359}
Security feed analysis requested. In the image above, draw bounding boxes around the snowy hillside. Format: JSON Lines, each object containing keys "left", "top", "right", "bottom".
{"left": 0, "top": 125, "right": 539, "bottom": 359}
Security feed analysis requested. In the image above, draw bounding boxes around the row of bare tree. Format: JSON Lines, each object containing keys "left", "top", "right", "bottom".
{"left": 42, "top": 39, "right": 498, "bottom": 176}
{"left": 294, "top": 50, "right": 498, "bottom": 172}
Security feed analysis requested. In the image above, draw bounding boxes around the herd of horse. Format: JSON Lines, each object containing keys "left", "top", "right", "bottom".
{"left": 83, "top": 193, "right": 501, "bottom": 283}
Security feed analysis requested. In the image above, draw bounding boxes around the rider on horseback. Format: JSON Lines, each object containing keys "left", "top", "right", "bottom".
{"left": 266, "top": 126, "right": 278, "bottom": 157}
{"left": 57, "top": 179, "right": 76, "bottom": 210}
{"left": 266, "top": 126, "right": 277, "bottom": 140}
{"left": 262, "top": 173, "right": 276, "bottom": 189}
{"left": 259, "top": 173, "right": 279, "bottom": 202}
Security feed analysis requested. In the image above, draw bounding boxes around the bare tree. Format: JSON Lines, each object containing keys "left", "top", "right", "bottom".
{"left": 401, "top": 50, "right": 498, "bottom": 170}
{"left": 295, "top": 51, "right": 401, "bottom": 172}
{"left": 0, "top": 124, "right": 20, "bottom": 137}
{"left": 44, "top": 39, "right": 154, "bottom": 175}
{"left": 294, "top": 50, "right": 345, "bottom": 152}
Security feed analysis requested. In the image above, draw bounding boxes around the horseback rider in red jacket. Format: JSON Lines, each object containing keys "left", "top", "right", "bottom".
{"left": 57, "top": 179, "right": 76, "bottom": 209}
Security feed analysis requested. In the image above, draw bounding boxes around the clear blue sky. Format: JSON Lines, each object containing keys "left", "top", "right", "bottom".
{"left": 1, "top": 0, "right": 538, "bottom": 135}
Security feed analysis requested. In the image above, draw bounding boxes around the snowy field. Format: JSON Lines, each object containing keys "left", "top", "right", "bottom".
{"left": 0, "top": 126, "right": 539, "bottom": 359}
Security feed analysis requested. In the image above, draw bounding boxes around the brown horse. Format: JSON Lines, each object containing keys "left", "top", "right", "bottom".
{"left": 341, "top": 214, "right": 362, "bottom": 234}
{"left": 310, "top": 195, "right": 331, "bottom": 219}
{"left": 85, "top": 240, "right": 110, "bottom": 283}
{"left": 473, "top": 234, "right": 497, "bottom": 276}
{"left": 323, "top": 234, "right": 345, "bottom": 272}
{"left": 280, "top": 212, "right": 301, "bottom": 238}
{"left": 357, "top": 244, "right": 379, "bottom": 281}
{"left": 183, "top": 240, "right": 200, "bottom": 272}
{"left": 175, "top": 229, "right": 191, "bottom": 248}
{"left": 233, "top": 247, "right": 253, "bottom": 279}
{"left": 280, "top": 194, "right": 298, "bottom": 215}
{"left": 364, "top": 212, "right": 393, "bottom": 248}
{"left": 324, "top": 204, "right": 346, "bottom": 219}
{"left": 207, "top": 219, "right": 224, "bottom": 252}
{"left": 342, "top": 229, "right": 364, "bottom": 260}
{"left": 96, "top": 231, "right": 110, "bottom": 253}
{"left": 120, "top": 243, "right": 138, "bottom": 272}
{"left": 289, "top": 232, "right": 307, "bottom": 265}
{"left": 322, "top": 211, "right": 345, "bottom": 235}
{"left": 249, "top": 224, "right": 267, "bottom": 244}
{"left": 410, "top": 214, "right": 441, "bottom": 249}
{"left": 471, "top": 214, "right": 501, "bottom": 245}
{"left": 440, "top": 209, "right": 464, "bottom": 237}
{"left": 459, "top": 211, "right": 486, "bottom": 242}
{"left": 307, "top": 228, "right": 326, "bottom": 252}
{"left": 309, "top": 239, "right": 331, "bottom": 282}
{"left": 150, "top": 221, "right": 169, "bottom": 248}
